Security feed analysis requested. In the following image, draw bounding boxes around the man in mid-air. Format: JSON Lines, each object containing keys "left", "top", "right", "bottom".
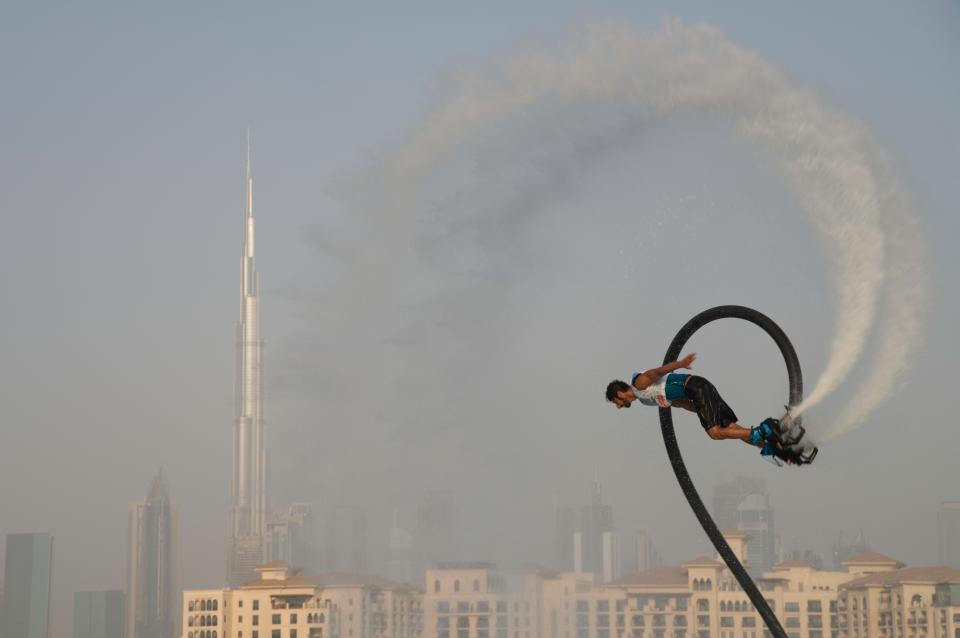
{"left": 605, "top": 352, "right": 784, "bottom": 451}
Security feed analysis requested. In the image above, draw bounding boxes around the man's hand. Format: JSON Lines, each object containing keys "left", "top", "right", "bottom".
{"left": 679, "top": 352, "right": 697, "bottom": 369}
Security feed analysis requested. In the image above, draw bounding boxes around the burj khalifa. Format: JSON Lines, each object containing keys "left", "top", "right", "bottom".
{"left": 227, "top": 133, "right": 268, "bottom": 586}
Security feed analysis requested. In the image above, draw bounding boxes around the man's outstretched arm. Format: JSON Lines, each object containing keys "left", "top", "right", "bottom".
{"left": 633, "top": 352, "right": 697, "bottom": 390}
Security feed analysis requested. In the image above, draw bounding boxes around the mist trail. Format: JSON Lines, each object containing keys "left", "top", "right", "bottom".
{"left": 350, "top": 19, "right": 925, "bottom": 439}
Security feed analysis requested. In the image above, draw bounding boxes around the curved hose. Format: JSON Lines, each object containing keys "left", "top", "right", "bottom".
{"left": 659, "top": 305, "right": 803, "bottom": 638}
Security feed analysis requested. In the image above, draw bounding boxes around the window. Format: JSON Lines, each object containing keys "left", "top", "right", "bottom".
{"left": 252, "top": 633, "right": 258, "bottom": 638}
{"left": 290, "top": 614, "right": 297, "bottom": 624}
{"left": 434, "top": 580, "right": 441, "bottom": 593}
{"left": 457, "top": 602, "right": 469, "bottom": 613}
{"left": 598, "top": 601, "right": 610, "bottom": 612}
{"left": 784, "top": 602, "right": 800, "bottom": 613}
{"left": 437, "top": 602, "right": 450, "bottom": 614}
{"left": 474, "top": 579, "right": 480, "bottom": 592}
{"left": 809, "top": 616, "right": 822, "bottom": 628}
{"left": 239, "top": 601, "right": 244, "bottom": 609}
{"left": 785, "top": 618, "right": 800, "bottom": 628}
{"left": 437, "top": 618, "right": 450, "bottom": 630}
{"left": 190, "top": 602, "right": 196, "bottom": 612}
{"left": 576, "top": 601, "right": 589, "bottom": 613}
{"left": 239, "top": 617, "right": 243, "bottom": 624}
{"left": 478, "top": 602, "right": 490, "bottom": 613}
{"left": 808, "top": 601, "right": 822, "bottom": 613}
{"left": 721, "top": 617, "right": 734, "bottom": 627}
{"left": 674, "top": 616, "right": 686, "bottom": 627}
{"left": 454, "top": 580, "right": 460, "bottom": 593}
{"left": 272, "top": 615, "right": 281, "bottom": 625}
{"left": 253, "top": 601, "right": 260, "bottom": 611}
{"left": 742, "top": 618, "right": 755, "bottom": 628}
{"left": 697, "top": 600, "right": 709, "bottom": 612}
{"left": 253, "top": 616, "right": 259, "bottom": 626}
{"left": 271, "top": 631, "right": 280, "bottom": 638}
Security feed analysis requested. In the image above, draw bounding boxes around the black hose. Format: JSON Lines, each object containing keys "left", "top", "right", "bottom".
{"left": 659, "top": 305, "right": 803, "bottom": 638}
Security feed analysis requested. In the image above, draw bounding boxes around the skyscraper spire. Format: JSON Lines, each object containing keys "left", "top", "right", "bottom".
{"left": 228, "top": 131, "right": 268, "bottom": 586}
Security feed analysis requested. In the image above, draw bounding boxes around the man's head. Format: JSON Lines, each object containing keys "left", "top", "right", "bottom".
{"left": 605, "top": 380, "right": 636, "bottom": 409}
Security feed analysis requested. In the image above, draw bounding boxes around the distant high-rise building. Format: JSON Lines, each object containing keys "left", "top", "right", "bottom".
{"left": 713, "top": 476, "right": 777, "bottom": 574}
{"left": 126, "top": 470, "right": 178, "bottom": 638}
{"left": 832, "top": 529, "right": 869, "bottom": 570}
{"left": 228, "top": 132, "right": 269, "bottom": 586}
{"left": 712, "top": 476, "right": 766, "bottom": 531}
{"left": 325, "top": 505, "right": 367, "bottom": 574}
{"left": 784, "top": 548, "right": 824, "bottom": 570}
{"left": 632, "top": 529, "right": 661, "bottom": 573}
{"left": 567, "top": 476, "right": 618, "bottom": 582}
{"left": 553, "top": 504, "right": 578, "bottom": 572}
{"left": 736, "top": 492, "right": 777, "bottom": 574}
{"left": 387, "top": 510, "right": 415, "bottom": 585}
{"left": 2, "top": 533, "right": 54, "bottom": 638}
{"left": 938, "top": 501, "right": 960, "bottom": 569}
{"left": 265, "top": 503, "right": 314, "bottom": 569}
{"left": 73, "top": 591, "right": 124, "bottom": 638}
{"left": 414, "top": 491, "right": 457, "bottom": 579}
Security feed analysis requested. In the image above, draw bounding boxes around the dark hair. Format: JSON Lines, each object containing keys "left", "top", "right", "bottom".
{"left": 606, "top": 380, "right": 630, "bottom": 402}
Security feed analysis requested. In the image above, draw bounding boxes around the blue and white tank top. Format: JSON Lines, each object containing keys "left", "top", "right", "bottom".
{"left": 631, "top": 372, "right": 689, "bottom": 408}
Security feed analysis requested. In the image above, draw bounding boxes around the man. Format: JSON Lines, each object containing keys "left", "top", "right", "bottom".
{"left": 605, "top": 353, "right": 781, "bottom": 449}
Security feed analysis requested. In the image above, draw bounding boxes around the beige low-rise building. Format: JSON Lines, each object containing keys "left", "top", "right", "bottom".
{"left": 422, "top": 534, "right": 960, "bottom": 638}
{"left": 182, "top": 562, "right": 422, "bottom": 638}
{"left": 836, "top": 556, "right": 960, "bottom": 638}
{"left": 185, "top": 543, "right": 960, "bottom": 638}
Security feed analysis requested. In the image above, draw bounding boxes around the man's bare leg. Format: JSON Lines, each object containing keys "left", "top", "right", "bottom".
{"left": 706, "top": 423, "right": 760, "bottom": 445}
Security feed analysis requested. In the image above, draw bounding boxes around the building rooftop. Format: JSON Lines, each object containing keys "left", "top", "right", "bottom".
{"left": 840, "top": 566, "right": 960, "bottom": 590}
{"left": 842, "top": 551, "right": 904, "bottom": 567}
{"left": 774, "top": 560, "right": 817, "bottom": 570}
{"left": 610, "top": 565, "right": 689, "bottom": 588}
{"left": 435, "top": 561, "right": 498, "bottom": 571}
{"left": 682, "top": 555, "right": 724, "bottom": 568}
{"left": 241, "top": 572, "right": 415, "bottom": 592}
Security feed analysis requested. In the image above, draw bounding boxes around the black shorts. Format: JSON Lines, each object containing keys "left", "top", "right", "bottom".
{"left": 684, "top": 376, "right": 738, "bottom": 430}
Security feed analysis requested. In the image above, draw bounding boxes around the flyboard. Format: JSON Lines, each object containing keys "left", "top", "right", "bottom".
{"left": 657, "top": 305, "right": 816, "bottom": 638}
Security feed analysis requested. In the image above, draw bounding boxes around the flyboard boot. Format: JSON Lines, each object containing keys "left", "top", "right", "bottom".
{"left": 752, "top": 415, "right": 818, "bottom": 466}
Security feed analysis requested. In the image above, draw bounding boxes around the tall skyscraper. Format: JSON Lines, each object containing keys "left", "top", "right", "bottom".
{"left": 736, "top": 492, "right": 777, "bottom": 574}
{"left": 325, "top": 505, "right": 368, "bottom": 574}
{"left": 126, "top": 470, "right": 178, "bottom": 638}
{"left": 832, "top": 529, "right": 869, "bottom": 570}
{"left": 938, "top": 501, "right": 960, "bottom": 569}
{"left": 73, "top": 591, "right": 124, "bottom": 638}
{"left": 414, "top": 491, "right": 457, "bottom": 580}
{"left": 265, "top": 503, "right": 314, "bottom": 569}
{"left": 386, "top": 510, "right": 415, "bottom": 585}
{"left": 712, "top": 476, "right": 778, "bottom": 574}
{"left": 228, "top": 133, "right": 268, "bottom": 586}
{"left": 2, "top": 533, "right": 54, "bottom": 638}
{"left": 552, "top": 504, "right": 578, "bottom": 571}
{"left": 711, "top": 476, "right": 766, "bottom": 531}
{"left": 566, "top": 476, "right": 618, "bottom": 581}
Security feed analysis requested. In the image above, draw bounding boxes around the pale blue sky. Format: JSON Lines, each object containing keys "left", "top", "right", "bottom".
{"left": 1, "top": 3, "right": 958, "bottom": 635}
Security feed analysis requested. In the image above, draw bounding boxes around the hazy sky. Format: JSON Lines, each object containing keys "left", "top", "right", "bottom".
{"left": 1, "top": 2, "right": 959, "bottom": 636}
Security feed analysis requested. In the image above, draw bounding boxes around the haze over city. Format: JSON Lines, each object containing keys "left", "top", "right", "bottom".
{"left": 1, "top": 3, "right": 959, "bottom": 637}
